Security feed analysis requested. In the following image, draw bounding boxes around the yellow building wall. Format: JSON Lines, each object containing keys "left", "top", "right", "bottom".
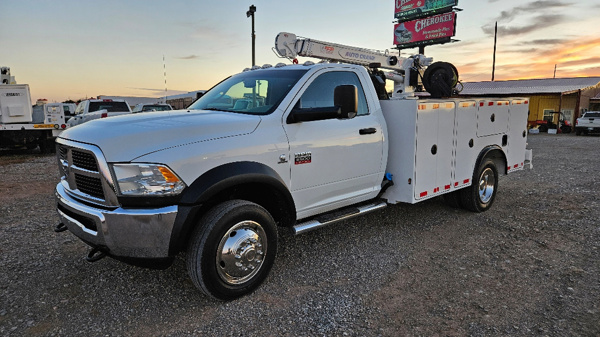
{"left": 528, "top": 94, "right": 578, "bottom": 126}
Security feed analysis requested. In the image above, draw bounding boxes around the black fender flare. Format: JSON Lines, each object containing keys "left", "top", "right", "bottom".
{"left": 169, "top": 161, "right": 295, "bottom": 255}
{"left": 475, "top": 145, "right": 507, "bottom": 176}
{"left": 179, "top": 161, "right": 293, "bottom": 206}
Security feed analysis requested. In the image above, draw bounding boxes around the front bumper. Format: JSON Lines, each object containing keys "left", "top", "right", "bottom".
{"left": 576, "top": 126, "right": 600, "bottom": 133}
{"left": 55, "top": 182, "right": 178, "bottom": 259}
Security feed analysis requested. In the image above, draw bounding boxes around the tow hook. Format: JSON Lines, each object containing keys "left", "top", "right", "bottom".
{"left": 54, "top": 222, "right": 68, "bottom": 233}
{"left": 86, "top": 247, "right": 107, "bottom": 263}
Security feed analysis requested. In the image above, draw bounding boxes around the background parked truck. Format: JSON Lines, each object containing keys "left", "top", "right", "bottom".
{"left": 67, "top": 99, "right": 131, "bottom": 127}
{"left": 575, "top": 111, "right": 600, "bottom": 135}
{"left": 0, "top": 66, "right": 68, "bottom": 153}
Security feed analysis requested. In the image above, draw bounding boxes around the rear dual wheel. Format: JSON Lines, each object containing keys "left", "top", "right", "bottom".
{"left": 186, "top": 200, "right": 277, "bottom": 301}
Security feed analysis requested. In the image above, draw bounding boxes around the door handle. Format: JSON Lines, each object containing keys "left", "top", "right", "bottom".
{"left": 359, "top": 128, "right": 377, "bottom": 135}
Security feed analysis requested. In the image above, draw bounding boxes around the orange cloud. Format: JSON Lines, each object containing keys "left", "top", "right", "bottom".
{"left": 454, "top": 36, "right": 600, "bottom": 81}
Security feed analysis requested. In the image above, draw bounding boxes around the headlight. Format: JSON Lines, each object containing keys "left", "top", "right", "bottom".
{"left": 111, "top": 163, "right": 186, "bottom": 196}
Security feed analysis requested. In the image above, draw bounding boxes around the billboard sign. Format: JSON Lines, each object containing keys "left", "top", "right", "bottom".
{"left": 395, "top": 0, "right": 458, "bottom": 21}
{"left": 394, "top": 11, "right": 456, "bottom": 49}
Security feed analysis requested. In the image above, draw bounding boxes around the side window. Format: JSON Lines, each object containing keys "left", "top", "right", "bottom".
{"left": 299, "top": 71, "right": 369, "bottom": 116}
{"left": 542, "top": 109, "right": 555, "bottom": 122}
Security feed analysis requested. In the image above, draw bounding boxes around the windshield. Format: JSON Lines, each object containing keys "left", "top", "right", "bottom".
{"left": 188, "top": 69, "right": 307, "bottom": 115}
{"left": 88, "top": 101, "right": 130, "bottom": 113}
{"left": 134, "top": 104, "right": 172, "bottom": 112}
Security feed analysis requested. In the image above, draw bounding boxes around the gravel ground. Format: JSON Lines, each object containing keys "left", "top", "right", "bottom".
{"left": 1, "top": 133, "right": 599, "bottom": 336}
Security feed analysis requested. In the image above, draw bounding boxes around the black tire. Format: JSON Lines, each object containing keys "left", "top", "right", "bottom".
{"left": 459, "top": 158, "right": 498, "bottom": 213}
{"left": 186, "top": 200, "right": 277, "bottom": 301}
{"left": 443, "top": 190, "right": 463, "bottom": 209}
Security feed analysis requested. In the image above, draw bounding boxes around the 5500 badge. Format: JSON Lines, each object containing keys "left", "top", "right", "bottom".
{"left": 294, "top": 152, "right": 312, "bottom": 165}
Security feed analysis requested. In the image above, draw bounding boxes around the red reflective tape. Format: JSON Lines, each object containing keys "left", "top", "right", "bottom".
{"left": 463, "top": 179, "right": 470, "bottom": 184}
{"left": 445, "top": 185, "right": 451, "bottom": 190}
{"left": 420, "top": 192, "right": 427, "bottom": 197}
{"left": 489, "top": 102, "right": 494, "bottom": 106}
{"left": 507, "top": 166, "right": 511, "bottom": 171}
{"left": 434, "top": 187, "right": 439, "bottom": 193}
{"left": 521, "top": 162, "right": 524, "bottom": 166}
{"left": 480, "top": 102, "right": 484, "bottom": 107}
{"left": 514, "top": 164, "right": 518, "bottom": 168}
{"left": 454, "top": 182, "right": 459, "bottom": 187}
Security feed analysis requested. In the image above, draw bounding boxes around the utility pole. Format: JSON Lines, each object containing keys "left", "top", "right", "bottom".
{"left": 246, "top": 5, "right": 256, "bottom": 66}
{"left": 492, "top": 21, "right": 497, "bottom": 81}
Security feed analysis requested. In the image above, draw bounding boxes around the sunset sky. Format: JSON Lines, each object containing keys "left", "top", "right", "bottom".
{"left": 2, "top": 0, "right": 600, "bottom": 103}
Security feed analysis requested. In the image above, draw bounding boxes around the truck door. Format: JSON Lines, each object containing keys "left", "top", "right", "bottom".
{"left": 283, "top": 69, "right": 384, "bottom": 218}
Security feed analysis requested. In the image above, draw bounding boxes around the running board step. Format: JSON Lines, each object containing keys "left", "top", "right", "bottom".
{"left": 292, "top": 200, "right": 387, "bottom": 235}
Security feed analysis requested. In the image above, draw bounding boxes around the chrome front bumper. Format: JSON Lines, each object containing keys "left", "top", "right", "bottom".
{"left": 55, "top": 183, "right": 178, "bottom": 259}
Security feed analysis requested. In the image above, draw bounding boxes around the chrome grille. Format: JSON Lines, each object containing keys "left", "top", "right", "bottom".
{"left": 72, "top": 150, "right": 98, "bottom": 171}
{"left": 75, "top": 174, "right": 104, "bottom": 199}
{"left": 59, "top": 145, "right": 67, "bottom": 160}
{"left": 56, "top": 139, "right": 119, "bottom": 208}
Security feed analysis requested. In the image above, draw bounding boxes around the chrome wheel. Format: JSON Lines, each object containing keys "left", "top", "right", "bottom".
{"left": 216, "top": 220, "right": 267, "bottom": 285}
{"left": 478, "top": 167, "right": 496, "bottom": 204}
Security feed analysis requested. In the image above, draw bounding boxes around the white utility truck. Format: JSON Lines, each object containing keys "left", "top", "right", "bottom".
{"left": 54, "top": 33, "right": 533, "bottom": 300}
{"left": 0, "top": 66, "right": 68, "bottom": 152}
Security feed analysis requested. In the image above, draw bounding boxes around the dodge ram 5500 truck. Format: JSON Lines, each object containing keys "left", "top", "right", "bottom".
{"left": 54, "top": 33, "right": 532, "bottom": 300}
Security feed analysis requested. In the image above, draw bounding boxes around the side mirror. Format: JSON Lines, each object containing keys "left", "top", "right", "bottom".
{"left": 334, "top": 85, "right": 358, "bottom": 119}
{"left": 287, "top": 85, "right": 358, "bottom": 124}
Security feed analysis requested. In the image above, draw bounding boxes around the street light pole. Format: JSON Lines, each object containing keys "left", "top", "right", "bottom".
{"left": 246, "top": 5, "right": 256, "bottom": 66}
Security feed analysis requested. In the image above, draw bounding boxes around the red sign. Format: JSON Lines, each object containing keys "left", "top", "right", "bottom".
{"left": 394, "top": 12, "right": 456, "bottom": 48}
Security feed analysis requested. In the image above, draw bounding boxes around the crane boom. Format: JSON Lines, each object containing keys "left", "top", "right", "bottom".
{"left": 273, "top": 32, "right": 458, "bottom": 98}
{"left": 274, "top": 32, "right": 407, "bottom": 72}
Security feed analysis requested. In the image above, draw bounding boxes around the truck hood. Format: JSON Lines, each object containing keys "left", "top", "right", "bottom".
{"left": 59, "top": 110, "right": 261, "bottom": 162}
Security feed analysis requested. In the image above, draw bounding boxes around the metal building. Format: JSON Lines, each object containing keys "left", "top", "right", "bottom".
{"left": 459, "top": 77, "right": 600, "bottom": 128}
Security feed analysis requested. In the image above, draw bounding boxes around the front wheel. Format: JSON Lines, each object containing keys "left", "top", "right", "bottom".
{"left": 460, "top": 158, "right": 498, "bottom": 212}
{"left": 186, "top": 200, "right": 278, "bottom": 301}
